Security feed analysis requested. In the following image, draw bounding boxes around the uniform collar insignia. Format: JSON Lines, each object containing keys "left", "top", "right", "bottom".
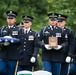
{"left": 63, "top": 28, "right": 65, "bottom": 30}
{"left": 48, "top": 26, "right": 50, "bottom": 29}
{"left": 29, "top": 30, "right": 32, "bottom": 32}
{"left": 56, "top": 26, "right": 57, "bottom": 29}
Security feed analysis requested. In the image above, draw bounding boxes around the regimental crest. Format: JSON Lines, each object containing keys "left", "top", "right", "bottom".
{"left": 52, "top": 13, "right": 54, "bottom": 15}
{"left": 59, "top": 14, "right": 61, "bottom": 17}
{"left": 10, "top": 11, "right": 12, "bottom": 14}
{"left": 65, "top": 34, "right": 68, "bottom": 38}
{"left": 25, "top": 16, "right": 27, "bottom": 19}
{"left": 38, "top": 34, "right": 40, "bottom": 37}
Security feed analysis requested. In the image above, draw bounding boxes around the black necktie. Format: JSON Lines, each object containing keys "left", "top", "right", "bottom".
{"left": 26, "top": 30, "right": 27, "bottom": 34}
{"left": 51, "top": 26, "right": 54, "bottom": 30}
{"left": 9, "top": 26, "right": 12, "bottom": 29}
{"left": 52, "top": 26, "right": 54, "bottom": 29}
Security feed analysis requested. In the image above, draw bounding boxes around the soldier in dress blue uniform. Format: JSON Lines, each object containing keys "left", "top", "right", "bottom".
{"left": 0, "top": 10, "right": 22, "bottom": 75}
{"left": 18, "top": 15, "right": 39, "bottom": 71}
{"left": 36, "top": 13, "right": 68, "bottom": 75}
{"left": 69, "top": 37, "right": 76, "bottom": 75}
{"left": 57, "top": 14, "right": 75, "bottom": 75}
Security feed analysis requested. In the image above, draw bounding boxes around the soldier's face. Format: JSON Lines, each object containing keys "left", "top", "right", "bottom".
{"left": 6, "top": 18, "right": 16, "bottom": 25}
{"left": 49, "top": 19, "right": 57, "bottom": 26}
{"left": 57, "top": 21, "right": 66, "bottom": 28}
{"left": 24, "top": 22, "right": 32, "bottom": 29}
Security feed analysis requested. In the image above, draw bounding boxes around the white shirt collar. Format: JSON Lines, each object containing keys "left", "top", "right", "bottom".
{"left": 24, "top": 28, "right": 30, "bottom": 33}
{"left": 50, "top": 25, "right": 55, "bottom": 28}
{"left": 8, "top": 25, "right": 14, "bottom": 28}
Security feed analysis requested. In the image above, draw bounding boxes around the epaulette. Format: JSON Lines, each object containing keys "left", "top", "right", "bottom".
{"left": 0, "top": 26, "right": 6, "bottom": 36}
{"left": 30, "top": 29, "right": 38, "bottom": 37}
{"left": 42, "top": 26, "right": 47, "bottom": 33}
{"left": 66, "top": 27, "right": 73, "bottom": 34}
{"left": 1, "top": 26, "right": 6, "bottom": 30}
{"left": 65, "top": 26, "right": 71, "bottom": 30}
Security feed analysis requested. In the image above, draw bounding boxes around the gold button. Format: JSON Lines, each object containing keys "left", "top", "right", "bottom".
{"left": 24, "top": 45, "right": 26, "bottom": 47}
{"left": 24, "top": 42, "right": 26, "bottom": 44}
{"left": 24, "top": 49, "right": 25, "bottom": 51}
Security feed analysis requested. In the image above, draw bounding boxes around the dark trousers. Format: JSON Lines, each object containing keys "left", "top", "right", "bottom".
{"left": 69, "top": 64, "right": 76, "bottom": 75}
{"left": 42, "top": 61, "right": 60, "bottom": 75}
{"left": 0, "top": 59, "right": 6, "bottom": 75}
{"left": 60, "top": 63, "right": 69, "bottom": 75}
{"left": 0, "top": 59, "right": 17, "bottom": 75}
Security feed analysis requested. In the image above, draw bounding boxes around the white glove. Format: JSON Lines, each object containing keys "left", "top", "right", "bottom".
{"left": 54, "top": 45, "right": 62, "bottom": 50}
{"left": 44, "top": 44, "right": 52, "bottom": 50}
{"left": 50, "top": 72, "right": 52, "bottom": 75}
{"left": 4, "top": 41, "right": 10, "bottom": 46}
{"left": 65, "top": 56, "right": 71, "bottom": 63}
{"left": 30, "top": 57, "right": 36, "bottom": 63}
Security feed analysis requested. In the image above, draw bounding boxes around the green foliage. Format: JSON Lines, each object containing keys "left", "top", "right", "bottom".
{"left": 0, "top": 0, "right": 76, "bottom": 32}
